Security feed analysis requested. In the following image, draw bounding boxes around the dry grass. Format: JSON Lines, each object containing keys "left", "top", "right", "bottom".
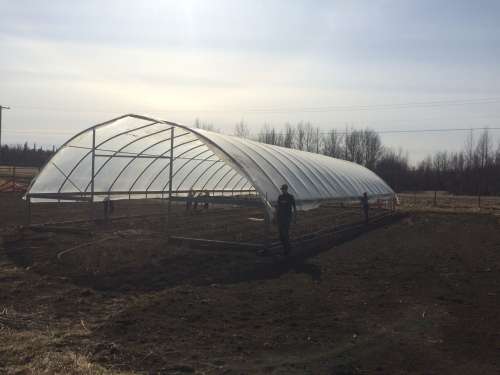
{"left": 0, "top": 308, "right": 137, "bottom": 375}
{"left": 3, "top": 348, "right": 135, "bottom": 374}
{"left": 398, "top": 191, "right": 500, "bottom": 213}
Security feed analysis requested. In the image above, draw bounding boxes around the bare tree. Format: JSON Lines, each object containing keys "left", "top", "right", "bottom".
{"left": 474, "top": 128, "right": 493, "bottom": 196}
{"left": 283, "top": 123, "right": 295, "bottom": 149}
{"left": 362, "top": 129, "right": 382, "bottom": 169}
{"left": 464, "top": 129, "right": 475, "bottom": 169}
{"left": 258, "top": 124, "right": 281, "bottom": 145}
{"left": 495, "top": 141, "right": 500, "bottom": 165}
{"left": 303, "top": 122, "right": 317, "bottom": 152}
{"left": 194, "top": 118, "right": 201, "bottom": 129}
{"left": 475, "top": 128, "right": 493, "bottom": 169}
{"left": 257, "top": 124, "right": 270, "bottom": 144}
{"left": 321, "top": 129, "right": 344, "bottom": 158}
{"left": 433, "top": 151, "right": 449, "bottom": 171}
{"left": 295, "top": 122, "right": 306, "bottom": 151}
{"left": 375, "top": 147, "right": 410, "bottom": 191}
{"left": 345, "top": 128, "right": 364, "bottom": 164}
{"left": 193, "top": 118, "right": 216, "bottom": 132}
{"left": 449, "top": 151, "right": 465, "bottom": 173}
{"left": 234, "top": 120, "right": 250, "bottom": 138}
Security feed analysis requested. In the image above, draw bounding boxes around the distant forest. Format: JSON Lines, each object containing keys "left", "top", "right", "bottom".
{"left": 0, "top": 143, "right": 54, "bottom": 168}
{"left": 2, "top": 122, "right": 500, "bottom": 196}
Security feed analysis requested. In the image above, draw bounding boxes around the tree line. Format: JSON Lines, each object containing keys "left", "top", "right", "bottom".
{"left": 410, "top": 130, "right": 500, "bottom": 195}
{"left": 0, "top": 143, "right": 54, "bottom": 167}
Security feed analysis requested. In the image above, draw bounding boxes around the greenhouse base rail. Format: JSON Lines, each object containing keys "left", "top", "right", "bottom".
{"left": 169, "top": 236, "right": 263, "bottom": 252}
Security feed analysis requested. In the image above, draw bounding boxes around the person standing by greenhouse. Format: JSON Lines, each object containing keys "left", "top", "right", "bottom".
{"left": 276, "top": 184, "right": 296, "bottom": 256}
{"left": 360, "top": 192, "right": 369, "bottom": 224}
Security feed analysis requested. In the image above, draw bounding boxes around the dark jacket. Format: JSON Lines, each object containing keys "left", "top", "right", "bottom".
{"left": 277, "top": 192, "right": 296, "bottom": 221}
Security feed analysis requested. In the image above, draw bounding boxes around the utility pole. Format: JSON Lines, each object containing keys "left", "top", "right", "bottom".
{"left": 0, "top": 105, "right": 11, "bottom": 164}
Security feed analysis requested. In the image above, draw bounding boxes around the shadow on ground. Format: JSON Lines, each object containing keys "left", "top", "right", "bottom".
{"left": 5, "top": 214, "right": 401, "bottom": 294}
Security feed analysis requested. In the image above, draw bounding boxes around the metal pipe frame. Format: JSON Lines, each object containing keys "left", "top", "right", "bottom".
{"left": 151, "top": 147, "right": 212, "bottom": 193}
{"left": 212, "top": 167, "right": 237, "bottom": 190}
{"left": 262, "top": 143, "right": 329, "bottom": 197}
{"left": 105, "top": 135, "right": 176, "bottom": 193}
{"left": 57, "top": 119, "right": 161, "bottom": 194}
{"left": 50, "top": 161, "right": 82, "bottom": 193}
{"left": 165, "top": 127, "right": 175, "bottom": 231}
{"left": 129, "top": 137, "right": 201, "bottom": 192}
{"left": 90, "top": 128, "right": 96, "bottom": 219}
{"left": 198, "top": 163, "right": 232, "bottom": 192}
{"left": 171, "top": 154, "right": 220, "bottom": 192}
{"left": 83, "top": 126, "right": 176, "bottom": 193}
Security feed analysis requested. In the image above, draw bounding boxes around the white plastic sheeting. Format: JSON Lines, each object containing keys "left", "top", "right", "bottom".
{"left": 28, "top": 114, "right": 394, "bottom": 210}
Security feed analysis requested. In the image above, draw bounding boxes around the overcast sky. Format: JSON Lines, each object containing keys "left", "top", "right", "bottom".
{"left": 1, "top": 0, "right": 499, "bottom": 162}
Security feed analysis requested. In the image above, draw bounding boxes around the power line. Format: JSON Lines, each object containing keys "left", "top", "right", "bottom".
{"left": 239, "top": 98, "right": 500, "bottom": 114}
{"left": 359, "top": 127, "right": 500, "bottom": 135}
{"left": 4, "top": 129, "right": 74, "bottom": 136}
{"left": 4, "top": 126, "right": 500, "bottom": 138}
{"left": 255, "top": 127, "right": 500, "bottom": 136}
{"left": 7, "top": 96, "right": 500, "bottom": 115}
{"left": 5, "top": 111, "right": 500, "bottom": 132}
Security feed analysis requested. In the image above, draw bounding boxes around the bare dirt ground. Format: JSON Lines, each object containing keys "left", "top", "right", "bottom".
{"left": 1, "top": 192, "right": 500, "bottom": 374}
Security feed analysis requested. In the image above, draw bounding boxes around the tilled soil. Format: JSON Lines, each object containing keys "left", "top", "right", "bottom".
{"left": 1, "top": 195, "right": 500, "bottom": 374}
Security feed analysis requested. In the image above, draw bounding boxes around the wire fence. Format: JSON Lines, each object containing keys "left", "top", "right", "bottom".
{"left": 398, "top": 191, "right": 500, "bottom": 212}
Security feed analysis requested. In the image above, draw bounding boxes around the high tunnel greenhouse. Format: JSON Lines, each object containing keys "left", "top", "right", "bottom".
{"left": 26, "top": 114, "right": 395, "bottom": 220}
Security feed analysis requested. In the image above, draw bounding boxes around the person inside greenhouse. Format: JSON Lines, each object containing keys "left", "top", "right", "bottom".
{"left": 360, "top": 192, "right": 369, "bottom": 224}
{"left": 276, "top": 184, "right": 296, "bottom": 256}
{"left": 203, "top": 190, "right": 210, "bottom": 210}
{"left": 103, "top": 196, "right": 114, "bottom": 221}
{"left": 186, "top": 190, "right": 195, "bottom": 211}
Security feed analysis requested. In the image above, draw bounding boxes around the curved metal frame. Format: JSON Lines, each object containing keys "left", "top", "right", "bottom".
{"left": 83, "top": 126, "right": 174, "bottom": 193}
{"left": 213, "top": 167, "right": 237, "bottom": 190}
{"left": 144, "top": 143, "right": 208, "bottom": 192}
{"left": 171, "top": 153, "right": 219, "bottom": 192}
{"left": 106, "top": 134, "right": 175, "bottom": 193}
{"left": 184, "top": 159, "right": 223, "bottom": 192}
{"left": 162, "top": 149, "right": 215, "bottom": 192}
{"left": 57, "top": 119, "right": 160, "bottom": 193}
{"left": 123, "top": 132, "right": 193, "bottom": 192}
{"left": 263, "top": 143, "right": 329, "bottom": 197}
{"left": 230, "top": 139, "right": 295, "bottom": 194}
{"left": 198, "top": 164, "right": 234, "bottom": 192}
